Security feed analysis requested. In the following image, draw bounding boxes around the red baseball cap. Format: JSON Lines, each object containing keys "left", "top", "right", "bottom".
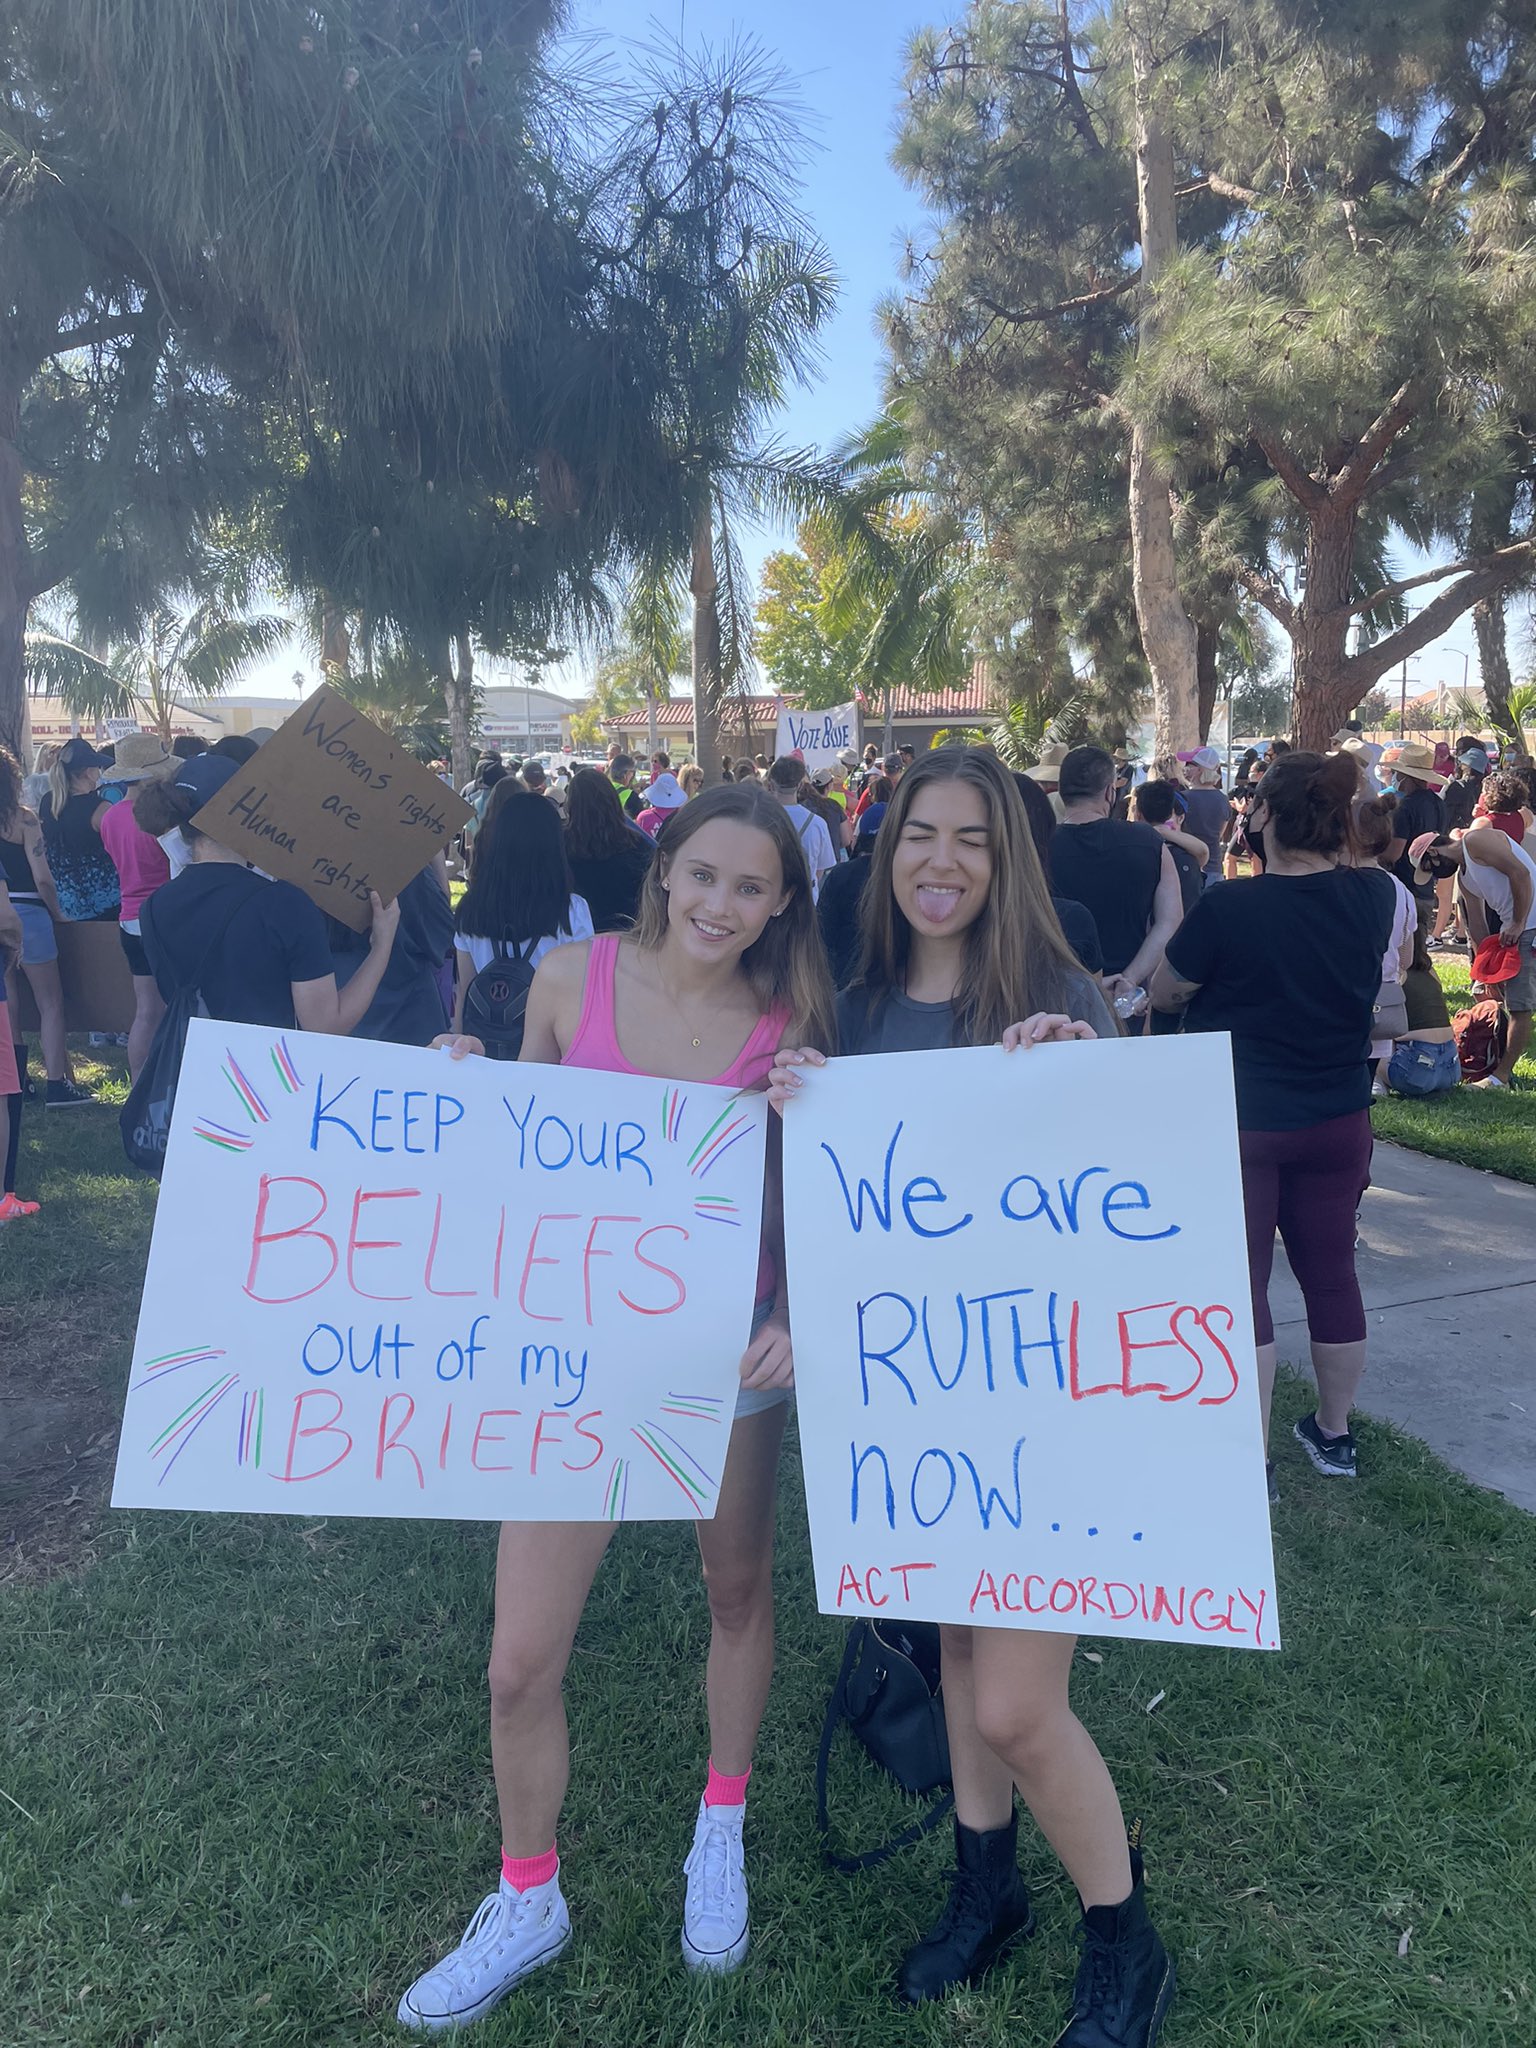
{"left": 1471, "top": 936, "right": 1523, "bottom": 985}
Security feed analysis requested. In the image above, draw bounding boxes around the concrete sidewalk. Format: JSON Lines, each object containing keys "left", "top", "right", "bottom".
{"left": 1268, "top": 1141, "right": 1536, "bottom": 1510}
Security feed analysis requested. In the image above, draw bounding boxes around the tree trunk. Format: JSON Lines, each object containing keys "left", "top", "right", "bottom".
{"left": 438, "top": 631, "right": 475, "bottom": 787}
{"left": 1194, "top": 617, "right": 1221, "bottom": 742}
{"left": 1127, "top": 20, "right": 1200, "bottom": 757}
{"left": 690, "top": 513, "right": 724, "bottom": 784}
{"left": 322, "top": 600, "right": 352, "bottom": 679}
{"left": 646, "top": 682, "right": 660, "bottom": 759}
{"left": 1290, "top": 499, "right": 1359, "bottom": 748}
{"left": 0, "top": 365, "right": 28, "bottom": 763}
{"left": 1474, "top": 592, "right": 1514, "bottom": 745}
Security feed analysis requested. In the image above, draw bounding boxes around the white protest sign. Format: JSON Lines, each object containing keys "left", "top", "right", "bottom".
{"left": 775, "top": 700, "right": 858, "bottom": 774}
{"left": 113, "top": 1022, "right": 768, "bottom": 1522}
{"left": 783, "top": 1035, "right": 1280, "bottom": 1651}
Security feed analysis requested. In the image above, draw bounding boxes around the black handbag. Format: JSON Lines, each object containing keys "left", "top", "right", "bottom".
{"left": 814, "top": 1618, "right": 955, "bottom": 1874}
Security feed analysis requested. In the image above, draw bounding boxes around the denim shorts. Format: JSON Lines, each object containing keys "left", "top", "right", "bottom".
{"left": 15, "top": 900, "right": 57, "bottom": 966}
{"left": 735, "top": 1297, "right": 792, "bottom": 1420}
{"left": 1388, "top": 1038, "right": 1461, "bottom": 1097}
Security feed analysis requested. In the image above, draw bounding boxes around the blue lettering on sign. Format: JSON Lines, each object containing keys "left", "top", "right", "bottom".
{"left": 784, "top": 709, "right": 852, "bottom": 754}
{"left": 310, "top": 1076, "right": 464, "bottom": 1155}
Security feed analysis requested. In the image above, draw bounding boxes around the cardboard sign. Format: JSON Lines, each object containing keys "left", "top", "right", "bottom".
{"left": 782, "top": 1036, "right": 1281, "bottom": 1651}
{"left": 10, "top": 916, "right": 135, "bottom": 1035}
{"left": 112, "top": 1022, "right": 769, "bottom": 1522}
{"left": 190, "top": 686, "right": 472, "bottom": 931}
{"left": 775, "top": 700, "right": 859, "bottom": 775}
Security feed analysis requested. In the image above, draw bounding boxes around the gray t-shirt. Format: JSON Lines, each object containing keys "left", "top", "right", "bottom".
{"left": 835, "top": 974, "right": 1116, "bottom": 1056}
{"left": 1179, "top": 787, "right": 1233, "bottom": 875}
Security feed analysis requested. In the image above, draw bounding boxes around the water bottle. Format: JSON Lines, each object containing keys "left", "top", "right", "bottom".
{"left": 1113, "top": 984, "right": 1148, "bottom": 1021}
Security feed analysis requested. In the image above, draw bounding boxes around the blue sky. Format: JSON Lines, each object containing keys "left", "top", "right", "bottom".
{"left": 248, "top": 0, "right": 1482, "bottom": 710}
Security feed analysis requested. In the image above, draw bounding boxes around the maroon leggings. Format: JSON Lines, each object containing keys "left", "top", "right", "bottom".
{"left": 1239, "top": 1110, "right": 1373, "bottom": 1347}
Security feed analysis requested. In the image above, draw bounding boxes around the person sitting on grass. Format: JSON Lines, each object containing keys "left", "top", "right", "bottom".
{"left": 1410, "top": 823, "right": 1536, "bottom": 1090}
{"left": 1387, "top": 926, "right": 1460, "bottom": 1097}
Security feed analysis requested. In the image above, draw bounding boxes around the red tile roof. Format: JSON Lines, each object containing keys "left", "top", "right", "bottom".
{"left": 604, "top": 682, "right": 998, "bottom": 731}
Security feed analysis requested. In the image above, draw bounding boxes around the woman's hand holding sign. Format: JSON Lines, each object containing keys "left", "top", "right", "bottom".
{"left": 1000, "top": 1014, "right": 1097, "bottom": 1052}
{"left": 739, "top": 1307, "right": 794, "bottom": 1392}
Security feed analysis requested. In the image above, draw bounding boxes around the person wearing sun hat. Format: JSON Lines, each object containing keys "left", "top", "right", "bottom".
{"left": 1411, "top": 823, "right": 1536, "bottom": 1086}
{"left": 1380, "top": 741, "right": 1450, "bottom": 904}
{"left": 97, "top": 735, "right": 179, "bottom": 1081}
{"left": 633, "top": 769, "right": 689, "bottom": 841}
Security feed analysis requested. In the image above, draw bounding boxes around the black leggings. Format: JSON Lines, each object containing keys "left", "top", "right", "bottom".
{"left": 1240, "top": 1110, "right": 1373, "bottom": 1347}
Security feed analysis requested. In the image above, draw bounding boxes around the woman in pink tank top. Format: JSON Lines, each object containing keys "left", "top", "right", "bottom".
{"left": 403, "top": 784, "right": 834, "bottom": 2031}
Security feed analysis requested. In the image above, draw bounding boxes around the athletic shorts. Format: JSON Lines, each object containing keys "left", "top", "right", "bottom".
{"left": 1503, "top": 929, "right": 1536, "bottom": 1012}
{"left": 119, "top": 925, "right": 152, "bottom": 978}
{"left": 735, "top": 1296, "right": 792, "bottom": 1420}
{"left": 15, "top": 900, "right": 56, "bottom": 966}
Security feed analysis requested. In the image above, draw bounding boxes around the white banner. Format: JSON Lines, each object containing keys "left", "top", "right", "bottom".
{"left": 113, "top": 1022, "right": 768, "bottom": 1522}
{"left": 782, "top": 1036, "right": 1280, "bottom": 1651}
{"left": 775, "top": 701, "right": 859, "bottom": 774}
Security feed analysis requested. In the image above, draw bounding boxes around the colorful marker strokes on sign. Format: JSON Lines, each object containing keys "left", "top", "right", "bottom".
{"left": 112, "top": 1020, "right": 769, "bottom": 1524}
{"left": 782, "top": 1037, "right": 1281, "bottom": 1653}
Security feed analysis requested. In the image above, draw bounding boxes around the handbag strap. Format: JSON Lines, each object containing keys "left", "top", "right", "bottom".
{"left": 814, "top": 1625, "right": 955, "bottom": 1876}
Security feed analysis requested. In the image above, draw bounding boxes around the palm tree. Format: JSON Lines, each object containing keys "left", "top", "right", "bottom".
{"left": 25, "top": 602, "right": 291, "bottom": 739}
{"left": 595, "top": 45, "right": 843, "bottom": 782}
{"left": 813, "top": 412, "right": 974, "bottom": 746}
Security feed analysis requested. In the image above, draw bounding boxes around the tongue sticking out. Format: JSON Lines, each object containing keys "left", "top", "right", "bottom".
{"left": 915, "top": 887, "right": 963, "bottom": 925}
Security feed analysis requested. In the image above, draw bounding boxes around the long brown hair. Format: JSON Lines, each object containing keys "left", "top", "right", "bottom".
{"left": 630, "top": 782, "right": 835, "bottom": 1051}
{"left": 852, "top": 747, "right": 1084, "bottom": 1046}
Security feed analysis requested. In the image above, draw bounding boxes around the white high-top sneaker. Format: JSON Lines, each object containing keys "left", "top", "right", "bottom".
{"left": 397, "top": 1872, "right": 571, "bottom": 2032}
{"left": 681, "top": 1798, "right": 750, "bottom": 1974}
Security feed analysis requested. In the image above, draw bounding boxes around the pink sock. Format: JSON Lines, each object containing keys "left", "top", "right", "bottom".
{"left": 500, "top": 1845, "right": 558, "bottom": 1892}
{"left": 704, "top": 1759, "right": 751, "bottom": 1809}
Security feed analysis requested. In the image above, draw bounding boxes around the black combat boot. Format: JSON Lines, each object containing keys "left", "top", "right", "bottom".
{"left": 1053, "top": 1848, "right": 1175, "bottom": 2047}
{"left": 897, "top": 1812, "right": 1036, "bottom": 2004}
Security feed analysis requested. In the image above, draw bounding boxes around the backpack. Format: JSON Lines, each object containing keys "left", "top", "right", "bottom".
{"left": 461, "top": 938, "right": 538, "bottom": 1060}
{"left": 121, "top": 890, "right": 252, "bottom": 1176}
{"left": 814, "top": 1618, "right": 954, "bottom": 1875}
{"left": 1452, "top": 999, "right": 1508, "bottom": 1081}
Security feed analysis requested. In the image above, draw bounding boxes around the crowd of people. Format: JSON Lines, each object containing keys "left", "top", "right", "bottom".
{"left": 2, "top": 708, "right": 1531, "bottom": 2048}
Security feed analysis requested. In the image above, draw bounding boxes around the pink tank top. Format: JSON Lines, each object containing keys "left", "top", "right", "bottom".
{"left": 562, "top": 935, "right": 789, "bottom": 1302}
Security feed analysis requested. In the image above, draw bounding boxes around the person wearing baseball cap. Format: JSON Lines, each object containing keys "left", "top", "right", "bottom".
{"left": 130, "top": 752, "right": 399, "bottom": 1036}
{"left": 1411, "top": 822, "right": 1536, "bottom": 1086}
{"left": 1171, "top": 747, "right": 1232, "bottom": 887}
{"left": 38, "top": 735, "right": 121, "bottom": 926}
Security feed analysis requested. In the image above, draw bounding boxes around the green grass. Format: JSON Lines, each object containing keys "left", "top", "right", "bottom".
{"left": 1371, "top": 956, "right": 1536, "bottom": 1183}
{"left": 4, "top": 1058, "right": 1536, "bottom": 2047}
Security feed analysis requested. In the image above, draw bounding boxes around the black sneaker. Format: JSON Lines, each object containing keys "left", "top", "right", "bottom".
{"left": 45, "top": 1078, "right": 96, "bottom": 1108}
{"left": 897, "top": 1813, "right": 1036, "bottom": 2004}
{"left": 1294, "top": 1411, "right": 1357, "bottom": 1477}
{"left": 1054, "top": 1850, "right": 1174, "bottom": 2048}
